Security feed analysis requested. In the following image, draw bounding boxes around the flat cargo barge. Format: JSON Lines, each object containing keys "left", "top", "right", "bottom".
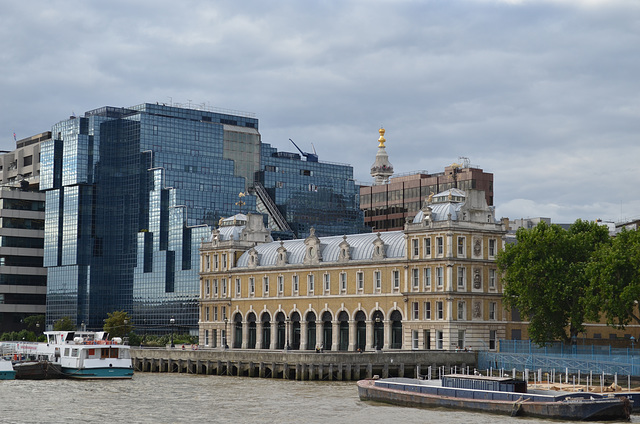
{"left": 357, "top": 375, "right": 632, "bottom": 421}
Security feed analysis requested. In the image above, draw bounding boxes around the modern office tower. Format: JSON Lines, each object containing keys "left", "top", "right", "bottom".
{"left": 360, "top": 131, "right": 494, "bottom": 232}
{"left": 0, "top": 132, "right": 48, "bottom": 333}
{"left": 41, "top": 103, "right": 365, "bottom": 333}
{"left": 256, "top": 142, "right": 366, "bottom": 239}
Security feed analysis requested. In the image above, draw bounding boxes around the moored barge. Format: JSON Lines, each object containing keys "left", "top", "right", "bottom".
{"left": 357, "top": 374, "right": 631, "bottom": 421}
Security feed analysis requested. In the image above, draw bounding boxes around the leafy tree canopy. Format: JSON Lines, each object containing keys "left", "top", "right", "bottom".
{"left": 586, "top": 228, "right": 640, "bottom": 329}
{"left": 23, "top": 315, "right": 45, "bottom": 331}
{"left": 103, "top": 311, "right": 133, "bottom": 338}
{"left": 497, "top": 219, "right": 609, "bottom": 345}
{"left": 53, "top": 316, "right": 76, "bottom": 331}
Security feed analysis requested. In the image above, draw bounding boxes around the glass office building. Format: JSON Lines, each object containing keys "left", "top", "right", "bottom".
{"left": 41, "top": 103, "right": 365, "bottom": 333}
{"left": 42, "top": 104, "right": 258, "bottom": 332}
{"left": 258, "top": 143, "right": 366, "bottom": 239}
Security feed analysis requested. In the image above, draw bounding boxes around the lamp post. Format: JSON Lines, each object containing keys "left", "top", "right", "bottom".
{"left": 170, "top": 317, "right": 175, "bottom": 348}
{"left": 631, "top": 336, "right": 635, "bottom": 350}
{"left": 224, "top": 317, "right": 228, "bottom": 349}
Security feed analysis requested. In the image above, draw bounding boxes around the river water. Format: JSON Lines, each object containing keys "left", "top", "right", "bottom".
{"left": 1, "top": 373, "right": 638, "bottom": 424}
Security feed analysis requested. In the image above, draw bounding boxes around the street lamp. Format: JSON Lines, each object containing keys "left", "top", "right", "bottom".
{"left": 224, "top": 317, "right": 228, "bottom": 349}
{"left": 631, "top": 336, "right": 635, "bottom": 350}
{"left": 170, "top": 317, "right": 175, "bottom": 348}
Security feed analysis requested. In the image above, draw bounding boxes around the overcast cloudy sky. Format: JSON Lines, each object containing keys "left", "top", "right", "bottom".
{"left": 1, "top": 0, "right": 638, "bottom": 224}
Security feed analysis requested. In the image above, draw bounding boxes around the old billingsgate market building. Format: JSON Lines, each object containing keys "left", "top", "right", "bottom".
{"left": 199, "top": 186, "right": 507, "bottom": 352}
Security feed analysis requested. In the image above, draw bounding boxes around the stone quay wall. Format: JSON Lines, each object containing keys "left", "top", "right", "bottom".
{"left": 131, "top": 348, "right": 477, "bottom": 381}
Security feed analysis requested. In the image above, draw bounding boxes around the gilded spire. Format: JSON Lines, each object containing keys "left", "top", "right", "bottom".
{"left": 371, "top": 127, "right": 394, "bottom": 185}
{"left": 378, "top": 128, "right": 386, "bottom": 148}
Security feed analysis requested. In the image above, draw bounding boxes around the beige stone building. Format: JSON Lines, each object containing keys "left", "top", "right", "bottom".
{"left": 199, "top": 188, "right": 507, "bottom": 351}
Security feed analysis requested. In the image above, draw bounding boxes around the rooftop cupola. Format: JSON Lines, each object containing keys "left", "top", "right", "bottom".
{"left": 370, "top": 128, "right": 394, "bottom": 185}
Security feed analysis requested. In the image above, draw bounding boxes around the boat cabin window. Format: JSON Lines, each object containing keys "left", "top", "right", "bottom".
{"left": 71, "top": 348, "right": 79, "bottom": 357}
{"left": 64, "top": 348, "right": 70, "bottom": 357}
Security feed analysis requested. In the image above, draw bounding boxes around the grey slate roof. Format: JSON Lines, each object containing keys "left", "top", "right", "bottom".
{"left": 236, "top": 231, "right": 406, "bottom": 268}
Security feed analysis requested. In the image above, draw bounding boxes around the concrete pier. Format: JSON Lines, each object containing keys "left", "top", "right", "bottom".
{"left": 132, "top": 348, "right": 476, "bottom": 381}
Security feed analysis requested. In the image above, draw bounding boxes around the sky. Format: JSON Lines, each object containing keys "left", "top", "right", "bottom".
{"left": 1, "top": 0, "right": 639, "bottom": 224}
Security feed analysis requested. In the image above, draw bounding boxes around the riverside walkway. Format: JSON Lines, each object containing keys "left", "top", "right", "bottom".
{"left": 131, "top": 347, "right": 476, "bottom": 381}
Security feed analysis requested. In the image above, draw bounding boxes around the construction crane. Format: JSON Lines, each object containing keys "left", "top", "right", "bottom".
{"left": 289, "top": 139, "right": 318, "bottom": 162}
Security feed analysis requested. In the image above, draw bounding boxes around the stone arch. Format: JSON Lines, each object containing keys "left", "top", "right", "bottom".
{"left": 354, "top": 310, "right": 367, "bottom": 352}
{"left": 305, "top": 310, "right": 317, "bottom": 350}
{"left": 246, "top": 311, "right": 257, "bottom": 349}
{"left": 289, "top": 310, "right": 301, "bottom": 350}
{"left": 390, "top": 309, "right": 403, "bottom": 349}
{"left": 233, "top": 312, "right": 243, "bottom": 349}
{"left": 261, "top": 311, "right": 271, "bottom": 349}
{"left": 337, "top": 310, "right": 349, "bottom": 351}
{"left": 372, "top": 309, "right": 384, "bottom": 350}
{"left": 275, "top": 311, "right": 286, "bottom": 349}
{"left": 321, "top": 311, "right": 333, "bottom": 351}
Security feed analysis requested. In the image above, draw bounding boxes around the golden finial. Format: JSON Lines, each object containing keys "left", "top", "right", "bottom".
{"left": 378, "top": 127, "right": 386, "bottom": 148}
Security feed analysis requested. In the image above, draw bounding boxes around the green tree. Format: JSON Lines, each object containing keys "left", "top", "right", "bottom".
{"left": 103, "top": 311, "right": 133, "bottom": 338}
{"left": 586, "top": 228, "right": 640, "bottom": 328}
{"left": 53, "top": 316, "right": 76, "bottom": 331}
{"left": 497, "top": 219, "right": 609, "bottom": 345}
{"left": 23, "top": 315, "right": 45, "bottom": 332}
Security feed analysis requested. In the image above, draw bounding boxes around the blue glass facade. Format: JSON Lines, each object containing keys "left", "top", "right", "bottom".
{"left": 259, "top": 144, "right": 366, "bottom": 238}
{"left": 42, "top": 103, "right": 365, "bottom": 333}
{"left": 42, "top": 104, "right": 257, "bottom": 332}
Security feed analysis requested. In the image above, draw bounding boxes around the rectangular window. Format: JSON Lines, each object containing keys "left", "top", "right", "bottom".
{"left": 221, "top": 278, "right": 227, "bottom": 296}
{"left": 412, "top": 268, "right": 419, "bottom": 290}
{"left": 489, "top": 330, "right": 496, "bottom": 350}
{"left": 436, "top": 237, "right": 444, "bottom": 256}
{"left": 212, "top": 329, "right": 217, "bottom": 348}
{"left": 213, "top": 306, "right": 218, "bottom": 321}
{"left": 205, "top": 280, "right": 210, "bottom": 296}
{"left": 214, "top": 254, "right": 219, "bottom": 270}
{"left": 323, "top": 273, "right": 330, "bottom": 292}
{"left": 249, "top": 277, "right": 255, "bottom": 295}
{"left": 278, "top": 275, "right": 284, "bottom": 294}
{"left": 222, "top": 306, "right": 227, "bottom": 320}
{"left": 457, "top": 330, "right": 466, "bottom": 350}
{"left": 392, "top": 270, "right": 400, "bottom": 290}
{"left": 236, "top": 278, "right": 241, "bottom": 297}
{"left": 292, "top": 275, "right": 299, "bottom": 294}
{"left": 424, "top": 268, "right": 431, "bottom": 290}
{"left": 436, "top": 330, "right": 443, "bottom": 349}
{"left": 458, "top": 267, "right": 466, "bottom": 289}
{"left": 340, "top": 272, "right": 347, "bottom": 292}
{"left": 308, "top": 274, "right": 314, "bottom": 293}
{"left": 222, "top": 254, "right": 227, "bottom": 269}
{"left": 357, "top": 272, "right": 364, "bottom": 291}
{"left": 205, "top": 255, "right": 210, "bottom": 271}
{"left": 374, "top": 271, "right": 381, "bottom": 290}
{"left": 489, "top": 302, "right": 497, "bottom": 320}
{"left": 489, "top": 269, "right": 496, "bottom": 289}
{"left": 412, "top": 302, "right": 419, "bottom": 320}
{"left": 457, "top": 236, "right": 465, "bottom": 257}
{"left": 489, "top": 239, "right": 496, "bottom": 257}
{"left": 263, "top": 276, "right": 269, "bottom": 296}
{"left": 457, "top": 301, "right": 466, "bottom": 320}
{"left": 412, "top": 330, "right": 419, "bottom": 350}
{"left": 412, "top": 239, "right": 419, "bottom": 257}
{"left": 205, "top": 330, "right": 209, "bottom": 346}
{"left": 424, "top": 302, "right": 431, "bottom": 320}
{"left": 436, "top": 301, "right": 444, "bottom": 320}
{"left": 436, "top": 267, "right": 444, "bottom": 287}
{"left": 213, "top": 279, "right": 219, "bottom": 297}
{"left": 424, "top": 238, "right": 431, "bottom": 257}
{"left": 205, "top": 306, "right": 210, "bottom": 321}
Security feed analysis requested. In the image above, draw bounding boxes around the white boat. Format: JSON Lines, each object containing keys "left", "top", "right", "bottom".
{"left": 16, "top": 331, "right": 133, "bottom": 379}
{"left": 0, "top": 357, "right": 16, "bottom": 380}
